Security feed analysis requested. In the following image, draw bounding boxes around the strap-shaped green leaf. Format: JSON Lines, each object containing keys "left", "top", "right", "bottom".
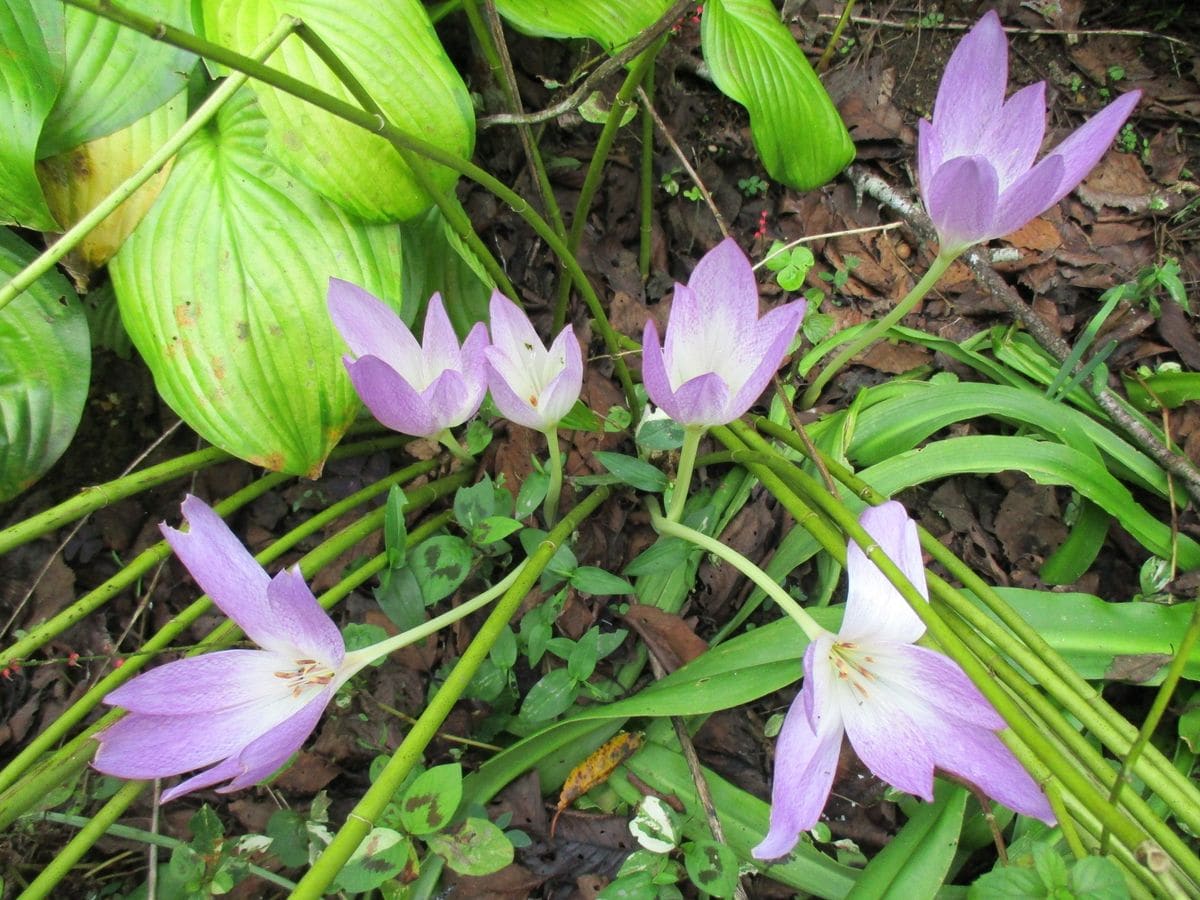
{"left": 0, "top": 228, "right": 89, "bottom": 501}
{"left": 206, "top": 0, "right": 474, "bottom": 222}
{"left": 494, "top": 0, "right": 670, "bottom": 50}
{"left": 38, "top": 0, "right": 193, "bottom": 158}
{"left": 110, "top": 89, "right": 405, "bottom": 476}
{"left": 701, "top": 0, "right": 854, "bottom": 190}
{"left": 0, "top": 0, "right": 62, "bottom": 229}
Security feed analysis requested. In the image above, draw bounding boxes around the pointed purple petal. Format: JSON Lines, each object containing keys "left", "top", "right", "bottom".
{"left": 904, "top": 645, "right": 1005, "bottom": 729}
{"left": 670, "top": 372, "right": 732, "bottom": 427}
{"left": 537, "top": 327, "right": 584, "bottom": 427}
{"left": 926, "top": 156, "right": 1000, "bottom": 253}
{"left": 344, "top": 355, "right": 437, "bottom": 437}
{"left": 159, "top": 689, "right": 330, "bottom": 802}
{"left": 991, "top": 154, "right": 1065, "bottom": 239}
{"left": 930, "top": 721, "right": 1056, "bottom": 824}
{"left": 487, "top": 291, "right": 542, "bottom": 358}
{"left": 727, "top": 300, "right": 805, "bottom": 419}
{"left": 1033, "top": 89, "right": 1141, "bottom": 209}
{"left": 104, "top": 650, "right": 289, "bottom": 715}
{"left": 263, "top": 567, "right": 344, "bottom": 665}
{"left": 485, "top": 358, "right": 545, "bottom": 431}
{"left": 641, "top": 320, "right": 683, "bottom": 421}
{"left": 328, "top": 278, "right": 420, "bottom": 373}
{"left": 93, "top": 690, "right": 314, "bottom": 781}
{"left": 981, "top": 82, "right": 1047, "bottom": 188}
{"left": 752, "top": 683, "right": 843, "bottom": 859}
{"left": 661, "top": 283, "right": 708, "bottom": 384}
{"left": 840, "top": 501, "right": 925, "bottom": 644}
{"left": 425, "top": 368, "right": 481, "bottom": 432}
{"left": 420, "top": 294, "right": 465, "bottom": 374}
{"left": 160, "top": 496, "right": 273, "bottom": 648}
{"left": 686, "top": 238, "right": 759, "bottom": 333}
{"left": 917, "top": 119, "right": 942, "bottom": 198}
{"left": 932, "top": 11, "right": 1008, "bottom": 158}
{"left": 457, "top": 322, "right": 490, "bottom": 413}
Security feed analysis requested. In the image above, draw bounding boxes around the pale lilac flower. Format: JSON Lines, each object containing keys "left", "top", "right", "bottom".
{"left": 918, "top": 10, "right": 1140, "bottom": 255}
{"left": 328, "top": 279, "right": 488, "bottom": 438}
{"left": 93, "top": 496, "right": 350, "bottom": 802}
{"left": 485, "top": 291, "right": 583, "bottom": 432}
{"left": 642, "top": 238, "right": 804, "bottom": 428}
{"left": 753, "top": 501, "right": 1054, "bottom": 859}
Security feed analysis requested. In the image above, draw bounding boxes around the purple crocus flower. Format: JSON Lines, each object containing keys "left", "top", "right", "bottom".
{"left": 753, "top": 501, "right": 1054, "bottom": 859}
{"left": 328, "top": 279, "right": 488, "bottom": 439}
{"left": 642, "top": 238, "right": 804, "bottom": 428}
{"left": 918, "top": 10, "right": 1140, "bottom": 255}
{"left": 484, "top": 290, "right": 583, "bottom": 432}
{"left": 93, "top": 496, "right": 351, "bottom": 802}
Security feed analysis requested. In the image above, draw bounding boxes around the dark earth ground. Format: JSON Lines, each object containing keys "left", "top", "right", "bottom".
{"left": 2, "top": 0, "right": 1199, "bottom": 895}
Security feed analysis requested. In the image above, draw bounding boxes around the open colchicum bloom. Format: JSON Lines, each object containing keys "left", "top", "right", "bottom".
{"left": 484, "top": 290, "right": 583, "bottom": 433}
{"left": 753, "top": 501, "right": 1055, "bottom": 859}
{"left": 918, "top": 10, "right": 1139, "bottom": 256}
{"left": 642, "top": 237, "right": 805, "bottom": 428}
{"left": 328, "top": 278, "right": 488, "bottom": 439}
{"left": 93, "top": 496, "right": 354, "bottom": 802}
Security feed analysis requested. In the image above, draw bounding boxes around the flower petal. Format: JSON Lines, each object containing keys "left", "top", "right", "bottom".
{"left": 486, "top": 357, "right": 545, "bottom": 431}
{"left": 420, "top": 294, "right": 464, "bottom": 376}
{"left": 327, "top": 278, "right": 421, "bottom": 375}
{"left": 753, "top": 682, "right": 843, "bottom": 859}
{"left": 425, "top": 367, "right": 480, "bottom": 432}
{"left": 980, "top": 81, "right": 1046, "bottom": 189}
{"left": 686, "top": 237, "right": 759, "bottom": 335}
{"left": 929, "top": 720, "right": 1056, "bottom": 824}
{"left": 902, "top": 645, "right": 1005, "bottom": 730}
{"left": 159, "top": 688, "right": 331, "bottom": 802}
{"left": 160, "top": 496, "right": 273, "bottom": 648}
{"left": 537, "top": 327, "right": 584, "bottom": 426}
{"left": 93, "top": 689, "right": 315, "bottom": 781}
{"left": 727, "top": 300, "right": 805, "bottom": 418}
{"left": 669, "top": 372, "right": 732, "bottom": 427}
{"left": 488, "top": 290, "right": 542, "bottom": 360}
{"left": 103, "top": 650, "right": 291, "bottom": 715}
{"left": 840, "top": 501, "right": 926, "bottom": 644}
{"left": 932, "top": 10, "right": 1008, "bottom": 159}
{"left": 641, "top": 319, "right": 682, "bottom": 421}
{"left": 926, "top": 156, "right": 1000, "bottom": 253}
{"left": 264, "top": 566, "right": 345, "bottom": 665}
{"left": 991, "top": 154, "right": 1065, "bottom": 241}
{"left": 344, "top": 355, "right": 437, "bottom": 437}
{"left": 1030, "top": 89, "right": 1141, "bottom": 209}
{"left": 916, "top": 119, "right": 942, "bottom": 198}
{"left": 661, "top": 283, "right": 709, "bottom": 387}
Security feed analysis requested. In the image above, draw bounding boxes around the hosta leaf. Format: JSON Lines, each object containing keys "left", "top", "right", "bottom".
{"left": 0, "top": 0, "right": 62, "bottom": 229}
{"left": 0, "top": 228, "right": 89, "bottom": 501}
{"left": 494, "top": 0, "right": 670, "bottom": 51}
{"left": 110, "top": 89, "right": 405, "bottom": 476}
{"left": 38, "top": 0, "right": 193, "bottom": 158}
{"left": 39, "top": 91, "right": 186, "bottom": 282}
{"left": 206, "top": 0, "right": 474, "bottom": 222}
{"left": 701, "top": 0, "right": 854, "bottom": 190}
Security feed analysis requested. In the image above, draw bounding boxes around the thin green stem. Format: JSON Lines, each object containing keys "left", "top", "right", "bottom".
{"left": 63, "top": 0, "right": 637, "bottom": 414}
{"left": 36, "top": 811, "right": 298, "bottom": 891}
{"left": 543, "top": 428, "right": 563, "bottom": 528}
{"left": 816, "top": 0, "right": 856, "bottom": 72}
{"left": 291, "top": 486, "right": 611, "bottom": 899}
{"left": 667, "top": 425, "right": 705, "bottom": 523}
{"left": 0, "top": 18, "right": 298, "bottom": 314}
{"left": 553, "top": 43, "right": 662, "bottom": 331}
{"left": 650, "top": 504, "right": 825, "bottom": 640}
{"left": 342, "top": 563, "right": 525, "bottom": 675}
{"left": 801, "top": 250, "right": 957, "bottom": 407}
{"left": 18, "top": 780, "right": 143, "bottom": 900}
{"left": 437, "top": 429, "right": 474, "bottom": 463}
{"left": 0, "top": 446, "right": 230, "bottom": 556}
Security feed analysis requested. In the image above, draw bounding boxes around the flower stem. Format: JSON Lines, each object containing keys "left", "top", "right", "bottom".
{"left": 800, "top": 250, "right": 957, "bottom": 408}
{"left": 667, "top": 425, "right": 705, "bottom": 523}
{"left": 650, "top": 504, "right": 826, "bottom": 641}
{"left": 437, "top": 429, "right": 474, "bottom": 463}
{"left": 342, "top": 563, "right": 526, "bottom": 677}
{"left": 543, "top": 428, "right": 564, "bottom": 528}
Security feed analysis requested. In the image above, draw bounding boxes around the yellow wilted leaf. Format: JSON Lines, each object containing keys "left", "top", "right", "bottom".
{"left": 551, "top": 731, "right": 644, "bottom": 837}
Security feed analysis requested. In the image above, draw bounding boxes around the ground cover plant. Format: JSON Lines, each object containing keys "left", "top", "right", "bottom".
{"left": 1, "top": 0, "right": 1199, "bottom": 896}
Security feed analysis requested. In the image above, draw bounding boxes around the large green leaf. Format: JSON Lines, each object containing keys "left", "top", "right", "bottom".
{"left": 494, "top": 0, "right": 670, "bottom": 50}
{"left": 701, "top": 0, "right": 854, "bottom": 190}
{"left": 206, "top": 0, "right": 474, "bottom": 222}
{"left": 39, "top": 90, "right": 186, "bottom": 278}
{"left": 0, "top": 0, "right": 62, "bottom": 229}
{"left": 38, "top": 0, "right": 193, "bottom": 158}
{"left": 0, "top": 228, "right": 89, "bottom": 501}
{"left": 110, "top": 89, "right": 405, "bottom": 476}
